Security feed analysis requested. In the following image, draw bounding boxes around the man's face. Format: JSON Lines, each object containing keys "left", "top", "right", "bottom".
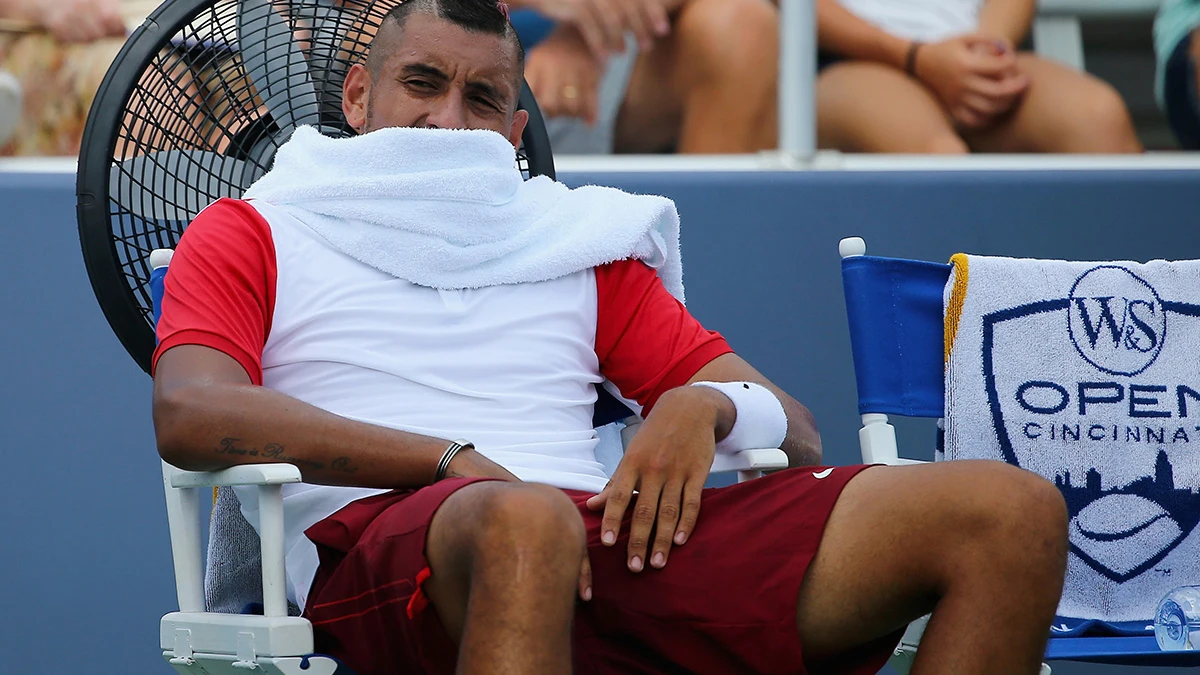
{"left": 342, "top": 13, "right": 528, "bottom": 148}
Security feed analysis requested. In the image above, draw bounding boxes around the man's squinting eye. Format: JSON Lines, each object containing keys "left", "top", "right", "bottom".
{"left": 405, "top": 79, "right": 436, "bottom": 90}
{"left": 472, "top": 95, "right": 500, "bottom": 111}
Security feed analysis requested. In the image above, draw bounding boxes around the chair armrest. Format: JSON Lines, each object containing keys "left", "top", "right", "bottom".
{"left": 162, "top": 461, "right": 295, "bottom": 617}
{"left": 170, "top": 463, "right": 302, "bottom": 488}
{"left": 710, "top": 448, "right": 789, "bottom": 474}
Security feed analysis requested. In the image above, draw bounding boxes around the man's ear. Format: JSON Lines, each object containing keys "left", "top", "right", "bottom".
{"left": 342, "top": 63, "right": 372, "bottom": 133}
{"left": 507, "top": 108, "right": 529, "bottom": 149}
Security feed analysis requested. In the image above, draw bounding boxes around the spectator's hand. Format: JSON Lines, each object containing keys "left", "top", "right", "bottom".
{"left": 32, "top": 0, "right": 127, "bottom": 43}
{"left": 914, "top": 34, "right": 1028, "bottom": 129}
{"left": 525, "top": 28, "right": 603, "bottom": 124}
{"left": 585, "top": 387, "right": 717, "bottom": 573}
{"left": 529, "top": 0, "right": 671, "bottom": 59}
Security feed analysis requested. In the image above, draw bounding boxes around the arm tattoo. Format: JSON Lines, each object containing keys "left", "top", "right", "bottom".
{"left": 215, "top": 437, "right": 355, "bottom": 473}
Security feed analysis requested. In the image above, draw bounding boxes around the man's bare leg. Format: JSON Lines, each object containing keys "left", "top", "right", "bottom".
{"left": 423, "top": 482, "right": 586, "bottom": 674}
{"left": 613, "top": 0, "right": 779, "bottom": 154}
{"left": 816, "top": 61, "right": 969, "bottom": 153}
{"left": 963, "top": 54, "right": 1142, "bottom": 153}
{"left": 796, "top": 461, "right": 1068, "bottom": 674}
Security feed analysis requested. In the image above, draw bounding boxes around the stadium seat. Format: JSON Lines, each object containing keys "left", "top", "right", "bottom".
{"left": 1034, "top": 0, "right": 1162, "bottom": 71}
{"left": 837, "top": 235, "right": 1200, "bottom": 671}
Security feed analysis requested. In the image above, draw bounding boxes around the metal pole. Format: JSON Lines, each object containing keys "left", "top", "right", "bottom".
{"left": 779, "top": 0, "right": 816, "bottom": 160}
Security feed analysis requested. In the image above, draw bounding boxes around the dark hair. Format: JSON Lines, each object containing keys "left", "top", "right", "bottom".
{"left": 367, "top": 0, "right": 525, "bottom": 78}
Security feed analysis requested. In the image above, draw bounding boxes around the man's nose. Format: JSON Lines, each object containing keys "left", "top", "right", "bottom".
{"left": 424, "top": 96, "right": 468, "bottom": 130}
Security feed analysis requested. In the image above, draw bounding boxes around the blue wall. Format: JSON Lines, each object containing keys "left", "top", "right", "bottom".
{"left": 2, "top": 168, "right": 1198, "bottom": 674}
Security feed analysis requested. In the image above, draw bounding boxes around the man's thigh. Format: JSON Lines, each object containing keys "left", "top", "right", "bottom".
{"left": 571, "top": 466, "right": 895, "bottom": 675}
{"left": 794, "top": 460, "right": 1061, "bottom": 662}
{"left": 816, "top": 61, "right": 965, "bottom": 153}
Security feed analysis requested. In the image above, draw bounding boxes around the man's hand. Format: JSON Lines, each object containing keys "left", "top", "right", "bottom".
{"left": 528, "top": 0, "right": 671, "bottom": 59}
{"left": 585, "top": 386, "right": 728, "bottom": 573}
{"left": 32, "top": 0, "right": 126, "bottom": 43}
{"left": 524, "top": 27, "right": 603, "bottom": 124}
{"left": 913, "top": 34, "right": 1028, "bottom": 129}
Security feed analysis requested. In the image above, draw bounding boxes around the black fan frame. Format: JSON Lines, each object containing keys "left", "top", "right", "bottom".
{"left": 78, "top": 0, "right": 557, "bottom": 375}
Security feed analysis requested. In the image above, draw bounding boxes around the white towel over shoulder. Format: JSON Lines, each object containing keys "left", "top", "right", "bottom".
{"left": 943, "top": 254, "right": 1200, "bottom": 625}
{"left": 243, "top": 126, "right": 684, "bottom": 300}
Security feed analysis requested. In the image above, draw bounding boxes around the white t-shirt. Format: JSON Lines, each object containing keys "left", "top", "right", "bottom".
{"left": 154, "top": 198, "right": 732, "bottom": 610}
{"left": 837, "top": 0, "right": 982, "bottom": 42}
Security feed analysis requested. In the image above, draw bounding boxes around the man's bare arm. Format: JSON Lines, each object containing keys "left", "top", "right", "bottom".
{"left": 153, "top": 345, "right": 516, "bottom": 487}
{"left": 687, "top": 352, "right": 822, "bottom": 467}
{"left": 815, "top": 0, "right": 909, "bottom": 69}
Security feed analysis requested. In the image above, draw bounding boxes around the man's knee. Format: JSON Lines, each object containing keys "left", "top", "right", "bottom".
{"left": 469, "top": 483, "right": 586, "bottom": 563}
{"left": 941, "top": 461, "right": 1068, "bottom": 568}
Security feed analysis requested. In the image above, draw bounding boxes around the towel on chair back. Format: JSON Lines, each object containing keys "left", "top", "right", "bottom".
{"left": 943, "top": 254, "right": 1200, "bottom": 631}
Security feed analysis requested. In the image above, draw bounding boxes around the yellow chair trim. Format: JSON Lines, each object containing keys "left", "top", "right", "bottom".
{"left": 945, "top": 253, "right": 969, "bottom": 363}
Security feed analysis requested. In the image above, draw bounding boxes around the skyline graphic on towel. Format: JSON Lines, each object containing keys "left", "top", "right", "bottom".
{"left": 982, "top": 265, "right": 1200, "bottom": 584}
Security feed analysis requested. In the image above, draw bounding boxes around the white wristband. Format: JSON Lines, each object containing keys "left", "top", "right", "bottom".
{"left": 690, "top": 381, "right": 788, "bottom": 453}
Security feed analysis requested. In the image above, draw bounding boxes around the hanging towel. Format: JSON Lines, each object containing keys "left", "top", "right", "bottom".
{"left": 943, "top": 254, "right": 1200, "bottom": 631}
{"left": 243, "top": 125, "right": 684, "bottom": 301}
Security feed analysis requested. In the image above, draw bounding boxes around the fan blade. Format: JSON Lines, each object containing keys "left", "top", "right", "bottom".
{"left": 237, "top": 0, "right": 321, "bottom": 130}
{"left": 110, "top": 150, "right": 259, "bottom": 221}
{"left": 298, "top": 1, "right": 355, "bottom": 111}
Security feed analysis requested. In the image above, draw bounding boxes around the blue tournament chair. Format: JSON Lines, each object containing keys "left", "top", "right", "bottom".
{"left": 147, "top": 245, "right": 786, "bottom": 675}
{"left": 837, "top": 236, "right": 1200, "bottom": 670}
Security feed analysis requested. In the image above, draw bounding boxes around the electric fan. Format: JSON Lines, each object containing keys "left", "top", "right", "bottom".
{"left": 77, "top": 0, "right": 555, "bottom": 374}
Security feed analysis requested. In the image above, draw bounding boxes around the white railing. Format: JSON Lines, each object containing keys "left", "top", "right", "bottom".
{"left": 778, "top": 0, "right": 817, "bottom": 162}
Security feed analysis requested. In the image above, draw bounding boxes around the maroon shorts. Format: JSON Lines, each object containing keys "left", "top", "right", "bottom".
{"left": 303, "top": 465, "right": 894, "bottom": 675}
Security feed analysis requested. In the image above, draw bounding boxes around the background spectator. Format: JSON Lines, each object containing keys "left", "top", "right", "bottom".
{"left": 1155, "top": 0, "right": 1200, "bottom": 149}
{"left": 0, "top": 0, "right": 136, "bottom": 156}
{"left": 814, "top": 0, "right": 1143, "bottom": 153}
{"left": 509, "top": 0, "right": 779, "bottom": 154}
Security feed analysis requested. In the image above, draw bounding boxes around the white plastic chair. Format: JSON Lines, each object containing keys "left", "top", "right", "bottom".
{"left": 151, "top": 248, "right": 790, "bottom": 674}
{"left": 1034, "top": 0, "right": 1162, "bottom": 71}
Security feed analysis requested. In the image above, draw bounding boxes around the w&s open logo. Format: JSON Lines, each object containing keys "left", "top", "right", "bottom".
{"left": 983, "top": 265, "right": 1200, "bottom": 584}
{"left": 1068, "top": 266, "right": 1165, "bottom": 377}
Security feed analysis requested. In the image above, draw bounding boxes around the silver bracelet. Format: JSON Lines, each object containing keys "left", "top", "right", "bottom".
{"left": 435, "top": 439, "right": 474, "bottom": 482}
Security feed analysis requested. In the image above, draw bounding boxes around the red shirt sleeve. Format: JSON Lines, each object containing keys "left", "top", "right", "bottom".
{"left": 595, "top": 259, "right": 733, "bottom": 415}
{"left": 151, "top": 198, "right": 277, "bottom": 385}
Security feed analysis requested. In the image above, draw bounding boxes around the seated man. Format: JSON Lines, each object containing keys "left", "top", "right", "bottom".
{"left": 815, "top": 0, "right": 1143, "bottom": 153}
{"left": 509, "top": 0, "right": 779, "bottom": 153}
{"left": 152, "top": 1, "right": 1069, "bottom": 673}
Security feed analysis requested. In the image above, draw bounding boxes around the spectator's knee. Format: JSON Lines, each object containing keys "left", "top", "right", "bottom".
{"left": 474, "top": 483, "right": 586, "bottom": 566}
{"left": 925, "top": 134, "right": 970, "bottom": 154}
{"left": 1066, "top": 82, "right": 1142, "bottom": 153}
{"left": 672, "top": 0, "right": 778, "bottom": 84}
